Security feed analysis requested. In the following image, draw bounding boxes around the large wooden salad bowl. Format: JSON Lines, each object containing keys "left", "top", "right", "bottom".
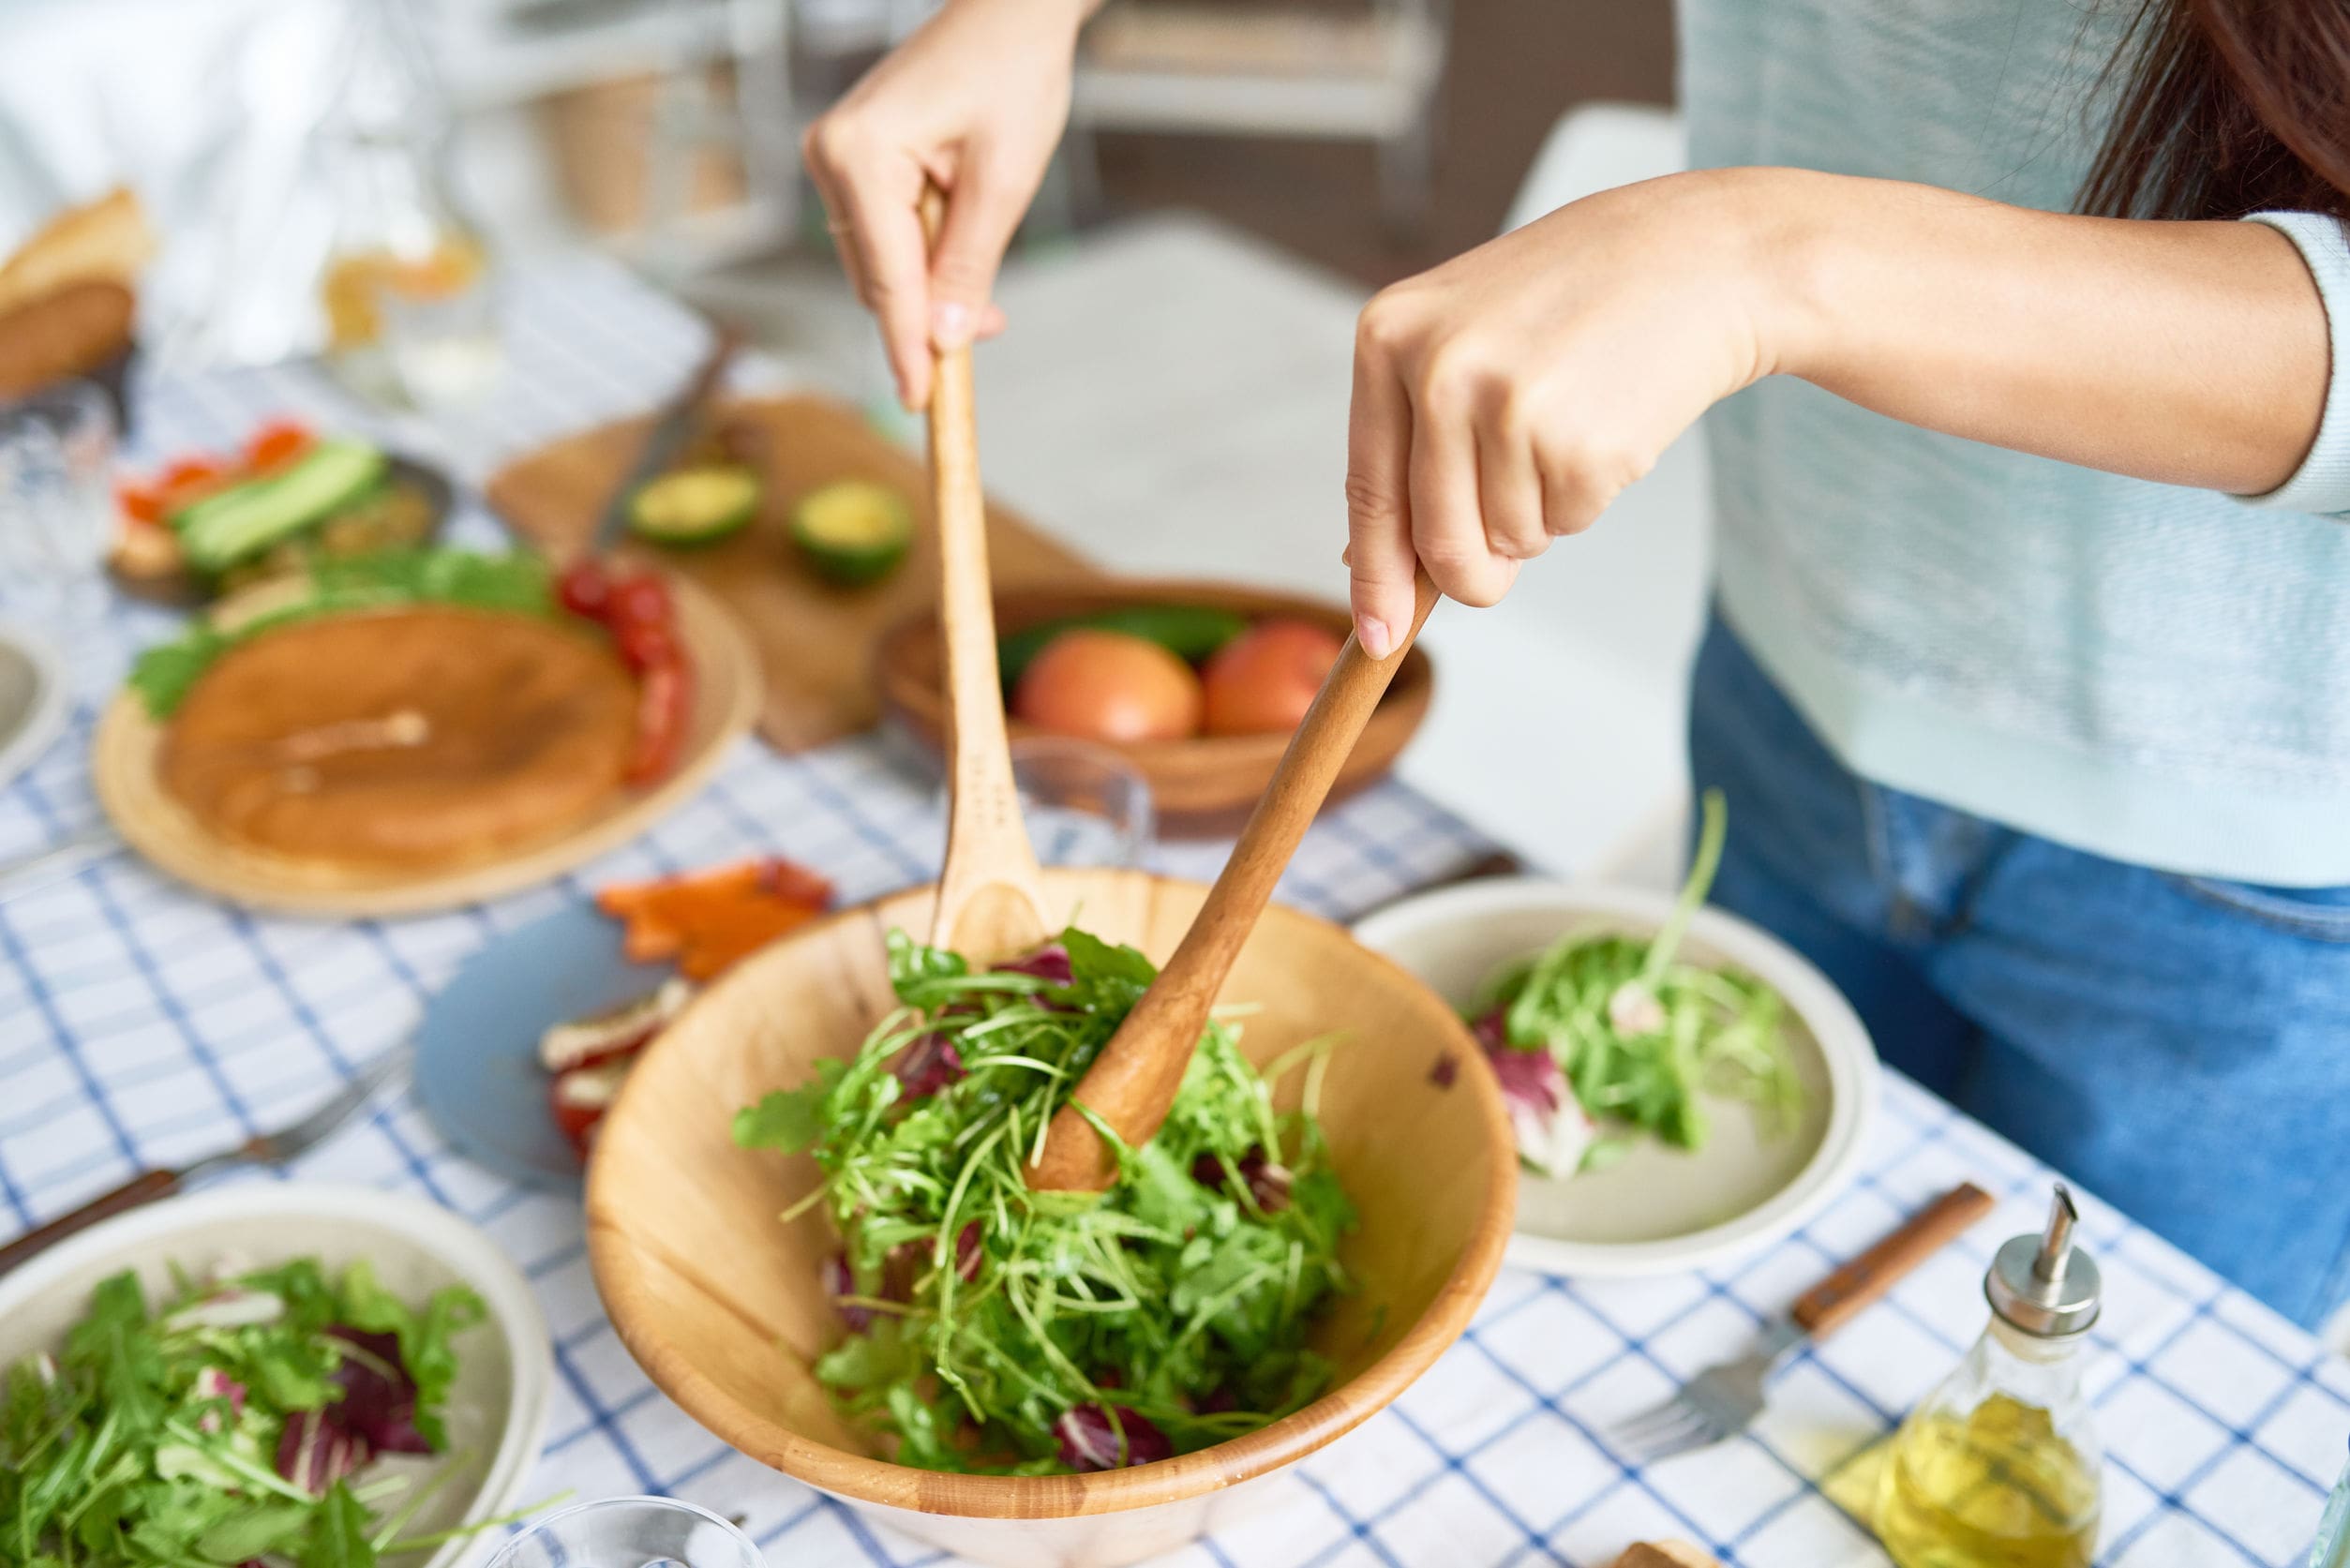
{"left": 588, "top": 868, "right": 1516, "bottom": 1568}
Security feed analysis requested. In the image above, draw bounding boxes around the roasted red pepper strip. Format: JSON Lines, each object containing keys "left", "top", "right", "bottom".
{"left": 623, "top": 658, "right": 691, "bottom": 785}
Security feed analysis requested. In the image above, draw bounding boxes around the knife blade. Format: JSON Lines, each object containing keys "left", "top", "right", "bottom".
{"left": 591, "top": 324, "right": 742, "bottom": 555}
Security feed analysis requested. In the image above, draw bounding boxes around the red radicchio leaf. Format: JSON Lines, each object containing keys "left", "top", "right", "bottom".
{"left": 1471, "top": 1004, "right": 1510, "bottom": 1052}
{"left": 275, "top": 1408, "right": 371, "bottom": 1494}
{"left": 1055, "top": 1403, "right": 1174, "bottom": 1471}
{"left": 994, "top": 944, "right": 1072, "bottom": 986}
{"left": 1189, "top": 1145, "right": 1293, "bottom": 1213}
{"left": 891, "top": 1032, "right": 965, "bottom": 1098}
{"left": 880, "top": 1239, "right": 927, "bottom": 1304}
{"left": 1474, "top": 1009, "right": 1576, "bottom": 1157}
{"left": 954, "top": 1220, "right": 983, "bottom": 1282}
{"left": 192, "top": 1366, "right": 247, "bottom": 1434}
{"left": 823, "top": 1254, "right": 876, "bottom": 1332}
{"left": 325, "top": 1326, "right": 431, "bottom": 1456}
{"left": 1192, "top": 1384, "right": 1238, "bottom": 1414}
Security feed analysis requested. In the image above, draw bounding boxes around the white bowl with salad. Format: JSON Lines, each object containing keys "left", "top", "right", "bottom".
{"left": 1354, "top": 793, "right": 1879, "bottom": 1278}
{"left": 0, "top": 1184, "right": 555, "bottom": 1567}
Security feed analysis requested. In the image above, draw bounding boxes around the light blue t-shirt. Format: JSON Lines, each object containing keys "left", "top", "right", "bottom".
{"left": 1680, "top": 0, "right": 2350, "bottom": 884}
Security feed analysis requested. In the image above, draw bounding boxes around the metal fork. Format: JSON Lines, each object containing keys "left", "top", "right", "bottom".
{"left": 0, "top": 1046, "right": 409, "bottom": 1276}
{"left": 1610, "top": 1182, "right": 1996, "bottom": 1463}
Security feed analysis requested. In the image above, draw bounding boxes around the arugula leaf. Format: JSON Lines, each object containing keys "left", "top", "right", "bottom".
{"left": 733, "top": 1058, "right": 846, "bottom": 1154}
{"left": 300, "top": 1482, "right": 379, "bottom": 1568}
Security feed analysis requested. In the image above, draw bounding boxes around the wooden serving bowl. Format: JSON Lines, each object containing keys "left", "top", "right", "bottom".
{"left": 587, "top": 869, "right": 1516, "bottom": 1568}
{"left": 873, "top": 581, "right": 1435, "bottom": 835}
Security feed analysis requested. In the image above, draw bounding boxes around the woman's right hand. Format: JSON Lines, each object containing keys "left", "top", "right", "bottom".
{"left": 802, "top": 0, "right": 1094, "bottom": 409}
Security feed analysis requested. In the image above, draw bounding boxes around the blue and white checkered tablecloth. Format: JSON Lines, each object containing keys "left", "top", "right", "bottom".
{"left": 4, "top": 255, "right": 2344, "bottom": 1568}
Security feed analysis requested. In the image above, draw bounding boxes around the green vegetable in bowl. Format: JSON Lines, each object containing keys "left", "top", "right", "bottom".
{"left": 0, "top": 1257, "right": 549, "bottom": 1565}
{"left": 1468, "top": 790, "right": 1804, "bottom": 1177}
{"left": 733, "top": 928, "right": 1355, "bottom": 1473}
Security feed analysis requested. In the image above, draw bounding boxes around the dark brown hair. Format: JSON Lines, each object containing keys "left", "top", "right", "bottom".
{"left": 2082, "top": 0, "right": 2350, "bottom": 220}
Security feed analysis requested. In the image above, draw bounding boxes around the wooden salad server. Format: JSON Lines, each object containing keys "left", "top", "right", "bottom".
{"left": 1026, "top": 571, "right": 1444, "bottom": 1191}
{"left": 918, "top": 189, "right": 1051, "bottom": 962}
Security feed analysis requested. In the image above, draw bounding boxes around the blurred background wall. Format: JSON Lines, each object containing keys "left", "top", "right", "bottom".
{"left": 0, "top": 0, "right": 1676, "bottom": 360}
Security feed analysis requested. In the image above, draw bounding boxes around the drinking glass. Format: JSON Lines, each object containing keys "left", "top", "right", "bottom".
{"left": 0, "top": 381, "right": 116, "bottom": 621}
{"left": 486, "top": 1497, "right": 764, "bottom": 1568}
{"left": 924, "top": 735, "right": 1156, "bottom": 871}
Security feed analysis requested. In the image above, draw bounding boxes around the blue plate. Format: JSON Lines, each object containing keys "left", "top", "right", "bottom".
{"left": 414, "top": 902, "right": 676, "bottom": 1190}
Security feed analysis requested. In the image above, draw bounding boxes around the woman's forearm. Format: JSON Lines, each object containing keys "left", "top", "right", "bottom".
{"left": 1750, "top": 168, "right": 2331, "bottom": 495}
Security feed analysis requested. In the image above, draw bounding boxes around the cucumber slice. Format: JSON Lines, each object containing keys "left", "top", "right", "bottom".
{"left": 172, "top": 441, "right": 388, "bottom": 575}
{"left": 793, "top": 479, "right": 912, "bottom": 586}
{"left": 629, "top": 464, "right": 761, "bottom": 547}
{"left": 999, "top": 605, "right": 1250, "bottom": 689}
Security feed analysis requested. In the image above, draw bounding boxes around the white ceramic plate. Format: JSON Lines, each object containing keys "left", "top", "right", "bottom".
{"left": 1354, "top": 878, "right": 1879, "bottom": 1278}
{"left": 0, "top": 1184, "right": 553, "bottom": 1568}
{"left": 0, "top": 619, "right": 67, "bottom": 791}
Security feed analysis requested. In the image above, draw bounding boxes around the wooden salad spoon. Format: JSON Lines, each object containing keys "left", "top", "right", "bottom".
{"left": 919, "top": 188, "right": 1051, "bottom": 962}
{"left": 1026, "top": 571, "right": 1444, "bottom": 1191}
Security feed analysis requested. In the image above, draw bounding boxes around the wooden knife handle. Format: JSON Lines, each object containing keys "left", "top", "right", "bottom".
{"left": 1790, "top": 1181, "right": 1996, "bottom": 1339}
{"left": 0, "top": 1168, "right": 181, "bottom": 1277}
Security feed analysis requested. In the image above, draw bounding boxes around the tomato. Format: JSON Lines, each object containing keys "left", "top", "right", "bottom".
{"left": 624, "top": 658, "right": 692, "bottom": 784}
{"left": 116, "top": 483, "right": 164, "bottom": 527}
{"left": 549, "top": 1058, "right": 634, "bottom": 1161}
{"left": 608, "top": 571, "right": 673, "bottom": 631}
{"left": 1012, "top": 629, "right": 1204, "bottom": 743}
{"left": 156, "top": 456, "right": 230, "bottom": 515}
{"left": 614, "top": 616, "right": 676, "bottom": 673}
{"left": 1200, "top": 620, "right": 1344, "bottom": 736}
{"left": 557, "top": 558, "right": 612, "bottom": 621}
{"left": 244, "top": 419, "right": 315, "bottom": 472}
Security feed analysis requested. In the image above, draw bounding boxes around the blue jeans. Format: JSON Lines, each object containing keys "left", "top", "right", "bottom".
{"left": 1690, "top": 613, "right": 2350, "bottom": 1329}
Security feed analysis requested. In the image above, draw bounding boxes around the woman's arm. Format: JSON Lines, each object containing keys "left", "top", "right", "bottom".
{"left": 1343, "top": 167, "right": 2334, "bottom": 654}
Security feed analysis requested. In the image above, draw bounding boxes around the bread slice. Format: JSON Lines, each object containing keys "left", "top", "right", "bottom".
{"left": 0, "top": 278, "right": 134, "bottom": 398}
{"left": 0, "top": 187, "right": 154, "bottom": 318}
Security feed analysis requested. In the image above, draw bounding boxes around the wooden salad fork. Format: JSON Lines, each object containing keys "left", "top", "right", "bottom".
{"left": 917, "top": 187, "right": 1050, "bottom": 963}
{"left": 1025, "top": 571, "right": 1443, "bottom": 1191}
{"left": 1610, "top": 1181, "right": 1998, "bottom": 1463}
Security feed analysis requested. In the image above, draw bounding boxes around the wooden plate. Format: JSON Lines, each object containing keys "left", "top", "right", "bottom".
{"left": 92, "top": 574, "right": 760, "bottom": 918}
{"left": 874, "top": 580, "right": 1435, "bottom": 836}
{"left": 587, "top": 868, "right": 1516, "bottom": 1567}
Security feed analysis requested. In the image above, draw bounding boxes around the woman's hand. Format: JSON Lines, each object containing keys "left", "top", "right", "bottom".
{"left": 802, "top": 0, "right": 1095, "bottom": 409}
{"left": 1345, "top": 171, "right": 1792, "bottom": 653}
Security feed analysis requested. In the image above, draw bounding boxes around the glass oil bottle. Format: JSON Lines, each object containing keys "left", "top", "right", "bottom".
{"left": 1877, "top": 1184, "right": 2103, "bottom": 1568}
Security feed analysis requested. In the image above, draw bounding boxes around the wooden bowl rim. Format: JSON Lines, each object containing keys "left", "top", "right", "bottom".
{"left": 873, "top": 577, "right": 1436, "bottom": 767}
{"left": 585, "top": 872, "right": 1517, "bottom": 1519}
{"left": 92, "top": 574, "right": 762, "bottom": 918}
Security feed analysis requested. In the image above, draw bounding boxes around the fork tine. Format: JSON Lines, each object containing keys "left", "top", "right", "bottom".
{"left": 1612, "top": 1395, "right": 1701, "bottom": 1441}
{"left": 1611, "top": 1400, "right": 1709, "bottom": 1454}
{"left": 266, "top": 1047, "right": 407, "bottom": 1158}
{"left": 1627, "top": 1417, "right": 1729, "bottom": 1465}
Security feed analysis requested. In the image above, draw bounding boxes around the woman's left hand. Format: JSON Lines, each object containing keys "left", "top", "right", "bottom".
{"left": 1344, "top": 170, "right": 1798, "bottom": 653}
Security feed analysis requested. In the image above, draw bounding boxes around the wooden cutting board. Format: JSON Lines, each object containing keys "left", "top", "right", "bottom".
{"left": 486, "top": 394, "right": 1100, "bottom": 753}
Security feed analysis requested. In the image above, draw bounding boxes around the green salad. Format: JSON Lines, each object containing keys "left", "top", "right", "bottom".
{"left": 734, "top": 928, "right": 1355, "bottom": 1473}
{"left": 1469, "top": 790, "right": 1804, "bottom": 1176}
{"left": 0, "top": 1257, "right": 546, "bottom": 1567}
